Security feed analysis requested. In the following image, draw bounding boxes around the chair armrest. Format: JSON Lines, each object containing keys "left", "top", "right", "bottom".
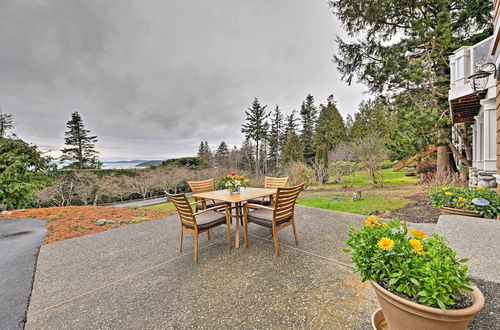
{"left": 244, "top": 203, "right": 275, "bottom": 211}
{"left": 194, "top": 204, "right": 228, "bottom": 216}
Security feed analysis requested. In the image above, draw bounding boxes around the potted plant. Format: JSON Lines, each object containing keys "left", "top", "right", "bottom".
{"left": 345, "top": 216, "right": 484, "bottom": 330}
{"left": 219, "top": 172, "right": 249, "bottom": 194}
{"left": 428, "top": 185, "right": 500, "bottom": 218}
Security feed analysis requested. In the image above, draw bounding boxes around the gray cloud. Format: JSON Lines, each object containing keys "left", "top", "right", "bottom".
{"left": 0, "top": 0, "right": 367, "bottom": 159}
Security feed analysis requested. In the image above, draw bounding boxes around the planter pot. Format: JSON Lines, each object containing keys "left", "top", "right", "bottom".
{"left": 440, "top": 206, "right": 482, "bottom": 218}
{"left": 370, "top": 280, "right": 484, "bottom": 330}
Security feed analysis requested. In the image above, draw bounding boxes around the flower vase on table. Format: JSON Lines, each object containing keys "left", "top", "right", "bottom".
{"left": 219, "top": 172, "right": 248, "bottom": 195}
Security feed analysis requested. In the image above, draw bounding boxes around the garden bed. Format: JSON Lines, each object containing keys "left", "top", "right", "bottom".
{"left": 0, "top": 206, "right": 175, "bottom": 244}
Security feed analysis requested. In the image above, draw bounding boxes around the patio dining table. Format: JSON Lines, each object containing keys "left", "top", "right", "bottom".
{"left": 192, "top": 187, "right": 277, "bottom": 248}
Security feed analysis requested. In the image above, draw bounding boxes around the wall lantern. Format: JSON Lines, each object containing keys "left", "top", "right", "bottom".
{"left": 468, "top": 62, "right": 498, "bottom": 93}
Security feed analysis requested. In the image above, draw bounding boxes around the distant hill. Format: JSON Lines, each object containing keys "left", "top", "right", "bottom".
{"left": 135, "top": 160, "right": 163, "bottom": 168}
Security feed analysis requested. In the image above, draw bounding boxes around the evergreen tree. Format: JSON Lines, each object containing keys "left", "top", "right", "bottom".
{"left": 0, "top": 107, "right": 14, "bottom": 138}
{"left": 239, "top": 140, "right": 255, "bottom": 172}
{"left": 268, "top": 105, "right": 284, "bottom": 170}
{"left": 330, "top": 0, "right": 492, "bottom": 176}
{"left": 281, "top": 133, "right": 305, "bottom": 164}
{"left": 284, "top": 110, "right": 299, "bottom": 138}
{"left": 313, "top": 95, "right": 346, "bottom": 150}
{"left": 198, "top": 141, "right": 212, "bottom": 162}
{"left": 350, "top": 98, "right": 393, "bottom": 140}
{"left": 197, "top": 141, "right": 205, "bottom": 157}
{"left": 215, "top": 141, "right": 230, "bottom": 167}
{"left": 60, "top": 112, "right": 101, "bottom": 169}
{"left": 299, "top": 94, "right": 318, "bottom": 165}
{"left": 241, "top": 98, "right": 269, "bottom": 175}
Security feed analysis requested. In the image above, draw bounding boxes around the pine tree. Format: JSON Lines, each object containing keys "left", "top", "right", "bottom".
{"left": 300, "top": 94, "right": 318, "bottom": 165}
{"left": 281, "top": 133, "right": 305, "bottom": 164}
{"left": 215, "top": 141, "right": 230, "bottom": 168}
{"left": 241, "top": 98, "right": 269, "bottom": 175}
{"left": 330, "top": 0, "right": 492, "bottom": 176}
{"left": 60, "top": 112, "right": 101, "bottom": 169}
{"left": 284, "top": 110, "right": 299, "bottom": 138}
{"left": 197, "top": 141, "right": 205, "bottom": 157}
{"left": 0, "top": 107, "right": 14, "bottom": 137}
{"left": 198, "top": 141, "right": 212, "bottom": 162}
{"left": 313, "top": 95, "right": 346, "bottom": 150}
{"left": 268, "top": 105, "right": 284, "bottom": 170}
{"left": 239, "top": 140, "right": 255, "bottom": 172}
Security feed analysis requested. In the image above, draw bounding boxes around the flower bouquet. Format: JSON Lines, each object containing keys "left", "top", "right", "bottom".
{"left": 219, "top": 172, "right": 248, "bottom": 194}
{"left": 345, "top": 216, "right": 484, "bottom": 329}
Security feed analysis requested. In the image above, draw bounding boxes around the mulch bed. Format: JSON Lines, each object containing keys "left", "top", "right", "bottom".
{"left": 387, "top": 191, "right": 441, "bottom": 223}
{"left": 0, "top": 206, "right": 175, "bottom": 244}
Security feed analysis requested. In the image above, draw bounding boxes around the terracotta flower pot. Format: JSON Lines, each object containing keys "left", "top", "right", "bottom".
{"left": 370, "top": 280, "right": 484, "bottom": 330}
{"left": 439, "top": 206, "right": 482, "bottom": 218}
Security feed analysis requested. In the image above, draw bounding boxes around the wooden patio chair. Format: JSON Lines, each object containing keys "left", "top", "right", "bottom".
{"left": 243, "top": 183, "right": 304, "bottom": 256}
{"left": 247, "top": 176, "right": 289, "bottom": 206}
{"left": 187, "top": 179, "right": 229, "bottom": 211}
{"left": 168, "top": 193, "right": 231, "bottom": 261}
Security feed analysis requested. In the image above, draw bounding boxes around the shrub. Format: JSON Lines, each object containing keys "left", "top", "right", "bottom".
{"left": 0, "top": 137, "right": 51, "bottom": 210}
{"left": 329, "top": 161, "right": 357, "bottom": 187}
{"left": 285, "top": 162, "right": 315, "bottom": 189}
{"left": 379, "top": 159, "right": 394, "bottom": 169}
{"left": 161, "top": 157, "right": 211, "bottom": 169}
{"left": 345, "top": 217, "right": 473, "bottom": 309}
{"left": 428, "top": 185, "right": 500, "bottom": 219}
{"left": 416, "top": 161, "right": 436, "bottom": 174}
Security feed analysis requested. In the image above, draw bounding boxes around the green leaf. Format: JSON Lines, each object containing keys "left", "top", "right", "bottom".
{"left": 410, "top": 278, "right": 420, "bottom": 286}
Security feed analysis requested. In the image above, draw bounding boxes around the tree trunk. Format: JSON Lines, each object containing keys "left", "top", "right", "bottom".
{"left": 436, "top": 144, "right": 455, "bottom": 178}
{"left": 255, "top": 140, "right": 260, "bottom": 176}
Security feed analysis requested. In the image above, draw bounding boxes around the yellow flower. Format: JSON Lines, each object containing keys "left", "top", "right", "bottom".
{"left": 441, "top": 187, "right": 448, "bottom": 191}
{"left": 377, "top": 237, "right": 395, "bottom": 251}
{"left": 445, "top": 192, "right": 453, "bottom": 196}
{"left": 365, "top": 215, "right": 379, "bottom": 227}
{"left": 409, "top": 239, "right": 426, "bottom": 255}
{"left": 476, "top": 186, "right": 484, "bottom": 191}
{"left": 458, "top": 197, "right": 466, "bottom": 202}
{"left": 409, "top": 229, "right": 426, "bottom": 239}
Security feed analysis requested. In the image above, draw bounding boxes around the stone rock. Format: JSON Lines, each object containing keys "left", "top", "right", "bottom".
{"left": 1, "top": 210, "right": 12, "bottom": 215}
{"left": 96, "top": 219, "right": 117, "bottom": 226}
{"left": 16, "top": 209, "right": 26, "bottom": 212}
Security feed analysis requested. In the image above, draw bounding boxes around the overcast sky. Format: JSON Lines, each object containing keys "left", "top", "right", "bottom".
{"left": 0, "top": 0, "right": 366, "bottom": 160}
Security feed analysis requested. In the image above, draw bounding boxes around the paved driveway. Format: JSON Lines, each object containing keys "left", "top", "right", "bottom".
{"left": 25, "top": 207, "right": 379, "bottom": 329}
{"left": 0, "top": 218, "right": 47, "bottom": 330}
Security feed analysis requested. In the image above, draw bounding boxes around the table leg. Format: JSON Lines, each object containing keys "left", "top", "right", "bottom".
{"left": 235, "top": 201, "right": 241, "bottom": 249}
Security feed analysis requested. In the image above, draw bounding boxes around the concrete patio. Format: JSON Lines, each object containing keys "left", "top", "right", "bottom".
{"left": 24, "top": 206, "right": 498, "bottom": 329}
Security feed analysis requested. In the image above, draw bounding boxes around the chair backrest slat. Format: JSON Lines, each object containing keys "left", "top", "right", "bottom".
{"left": 167, "top": 193, "right": 197, "bottom": 227}
{"left": 187, "top": 179, "right": 215, "bottom": 202}
{"left": 264, "top": 176, "right": 289, "bottom": 189}
{"left": 273, "top": 183, "right": 304, "bottom": 221}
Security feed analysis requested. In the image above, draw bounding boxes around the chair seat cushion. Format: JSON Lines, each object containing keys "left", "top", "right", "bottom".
{"left": 246, "top": 197, "right": 271, "bottom": 206}
{"left": 195, "top": 200, "right": 229, "bottom": 211}
{"left": 192, "top": 211, "right": 226, "bottom": 230}
{"left": 247, "top": 209, "right": 290, "bottom": 228}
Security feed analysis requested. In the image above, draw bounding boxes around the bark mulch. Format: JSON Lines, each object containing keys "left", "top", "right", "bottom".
{"left": 0, "top": 206, "right": 175, "bottom": 244}
{"left": 387, "top": 191, "right": 441, "bottom": 223}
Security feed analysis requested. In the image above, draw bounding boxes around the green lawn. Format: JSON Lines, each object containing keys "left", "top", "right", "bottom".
{"left": 296, "top": 196, "right": 408, "bottom": 215}
{"left": 139, "top": 197, "right": 194, "bottom": 211}
{"left": 309, "top": 169, "right": 418, "bottom": 190}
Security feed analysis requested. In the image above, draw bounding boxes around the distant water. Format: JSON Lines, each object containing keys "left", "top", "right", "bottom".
{"left": 101, "top": 162, "right": 143, "bottom": 169}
